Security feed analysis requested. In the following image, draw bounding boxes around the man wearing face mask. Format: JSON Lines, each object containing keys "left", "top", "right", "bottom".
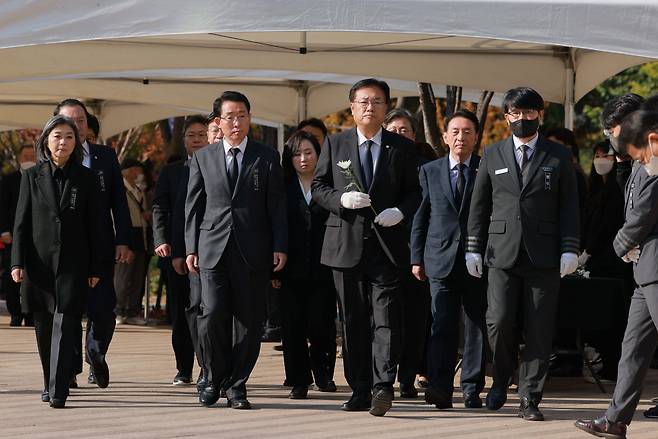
{"left": 467, "top": 87, "right": 580, "bottom": 421}
{"left": 114, "top": 159, "right": 150, "bottom": 325}
{"left": 575, "top": 108, "right": 658, "bottom": 439}
{"left": 0, "top": 145, "right": 36, "bottom": 327}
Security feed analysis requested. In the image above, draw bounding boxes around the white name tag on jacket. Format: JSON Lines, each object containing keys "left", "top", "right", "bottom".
{"left": 495, "top": 168, "right": 509, "bottom": 175}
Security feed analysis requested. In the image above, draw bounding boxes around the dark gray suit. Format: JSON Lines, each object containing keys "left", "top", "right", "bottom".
{"left": 312, "top": 127, "right": 420, "bottom": 393}
{"left": 411, "top": 154, "right": 487, "bottom": 399}
{"left": 185, "top": 139, "right": 286, "bottom": 400}
{"left": 467, "top": 135, "right": 579, "bottom": 402}
{"left": 606, "top": 163, "right": 658, "bottom": 425}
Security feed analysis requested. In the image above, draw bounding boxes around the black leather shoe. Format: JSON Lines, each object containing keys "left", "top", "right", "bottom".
{"left": 196, "top": 374, "right": 208, "bottom": 393}
{"left": 289, "top": 385, "right": 308, "bottom": 399}
{"left": 41, "top": 390, "right": 50, "bottom": 403}
{"left": 315, "top": 380, "right": 337, "bottom": 392}
{"left": 400, "top": 382, "right": 419, "bottom": 399}
{"left": 69, "top": 376, "right": 78, "bottom": 389}
{"left": 485, "top": 387, "right": 507, "bottom": 410}
{"left": 23, "top": 316, "right": 34, "bottom": 327}
{"left": 519, "top": 397, "right": 544, "bottom": 421}
{"left": 49, "top": 398, "right": 66, "bottom": 408}
{"left": 342, "top": 392, "right": 372, "bottom": 411}
{"left": 369, "top": 387, "right": 394, "bottom": 417}
{"left": 424, "top": 387, "right": 452, "bottom": 409}
{"left": 575, "top": 416, "right": 627, "bottom": 438}
{"left": 227, "top": 398, "right": 252, "bottom": 409}
{"left": 90, "top": 355, "right": 109, "bottom": 389}
{"left": 87, "top": 371, "right": 96, "bottom": 385}
{"left": 199, "top": 384, "right": 221, "bottom": 407}
{"left": 9, "top": 315, "right": 22, "bottom": 327}
{"left": 463, "top": 393, "right": 483, "bottom": 409}
{"left": 644, "top": 404, "right": 658, "bottom": 418}
{"left": 172, "top": 373, "right": 192, "bottom": 385}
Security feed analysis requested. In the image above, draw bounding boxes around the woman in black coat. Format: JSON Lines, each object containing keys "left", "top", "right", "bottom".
{"left": 11, "top": 115, "right": 100, "bottom": 408}
{"left": 278, "top": 130, "right": 337, "bottom": 399}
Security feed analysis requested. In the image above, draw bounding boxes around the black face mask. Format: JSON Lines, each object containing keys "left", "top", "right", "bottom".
{"left": 510, "top": 118, "right": 539, "bottom": 138}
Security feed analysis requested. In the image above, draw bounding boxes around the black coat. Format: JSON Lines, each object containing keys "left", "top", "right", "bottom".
{"left": 0, "top": 169, "right": 21, "bottom": 235}
{"left": 185, "top": 140, "right": 287, "bottom": 270}
{"left": 87, "top": 143, "right": 131, "bottom": 262}
{"left": 311, "top": 128, "right": 421, "bottom": 269}
{"left": 152, "top": 159, "right": 187, "bottom": 249}
{"left": 467, "top": 135, "right": 580, "bottom": 269}
{"left": 282, "top": 178, "right": 331, "bottom": 281}
{"left": 11, "top": 161, "right": 101, "bottom": 315}
{"left": 411, "top": 155, "right": 480, "bottom": 279}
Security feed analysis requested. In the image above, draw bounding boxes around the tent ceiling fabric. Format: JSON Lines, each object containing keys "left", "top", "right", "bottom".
{"left": 0, "top": 1, "right": 655, "bottom": 132}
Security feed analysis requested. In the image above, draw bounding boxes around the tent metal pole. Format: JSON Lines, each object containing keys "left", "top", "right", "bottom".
{"left": 564, "top": 48, "right": 576, "bottom": 129}
{"left": 277, "top": 122, "right": 285, "bottom": 156}
{"left": 296, "top": 80, "right": 309, "bottom": 123}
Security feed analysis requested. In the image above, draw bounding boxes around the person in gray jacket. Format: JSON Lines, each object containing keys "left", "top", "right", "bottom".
{"left": 576, "top": 108, "right": 658, "bottom": 439}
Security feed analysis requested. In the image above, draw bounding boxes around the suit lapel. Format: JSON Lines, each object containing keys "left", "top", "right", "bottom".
{"left": 369, "top": 131, "right": 391, "bottom": 194}
{"left": 460, "top": 155, "right": 480, "bottom": 215}
{"left": 440, "top": 157, "right": 458, "bottom": 213}
{"left": 233, "top": 141, "right": 260, "bottom": 199}
{"left": 59, "top": 165, "right": 76, "bottom": 210}
{"left": 345, "top": 129, "right": 366, "bottom": 191}
{"left": 521, "top": 136, "right": 549, "bottom": 194}
{"left": 35, "top": 162, "right": 59, "bottom": 213}
{"left": 501, "top": 138, "right": 522, "bottom": 194}
{"left": 214, "top": 141, "right": 232, "bottom": 199}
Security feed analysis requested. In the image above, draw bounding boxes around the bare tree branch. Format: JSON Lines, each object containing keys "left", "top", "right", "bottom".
{"left": 418, "top": 82, "right": 443, "bottom": 155}
{"left": 475, "top": 90, "right": 495, "bottom": 153}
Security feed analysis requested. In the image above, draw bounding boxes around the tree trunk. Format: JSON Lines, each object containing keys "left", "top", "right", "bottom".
{"left": 445, "top": 85, "right": 463, "bottom": 119}
{"left": 418, "top": 82, "right": 443, "bottom": 155}
{"left": 475, "top": 90, "right": 495, "bottom": 153}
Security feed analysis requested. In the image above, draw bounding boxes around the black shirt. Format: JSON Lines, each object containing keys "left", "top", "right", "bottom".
{"left": 50, "top": 161, "right": 71, "bottom": 202}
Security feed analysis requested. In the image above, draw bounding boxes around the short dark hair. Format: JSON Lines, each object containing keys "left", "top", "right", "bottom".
{"left": 349, "top": 78, "right": 391, "bottom": 104}
{"left": 282, "top": 130, "right": 321, "bottom": 180}
{"left": 35, "top": 115, "right": 84, "bottom": 164}
{"left": 545, "top": 127, "right": 579, "bottom": 162}
{"left": 297, "top": 118, "right": 328, "bottom": 137}
{"left": 384, "top": 108, "right": 418, "bottom": 134}
{"left": 120, "top": 158, "right": 143, "bottom": 171}
{"left": 444, "top": 109, "right": 480, "bottom": 133}
{"left": 640, "top": 93, "right": 658, "bottom": 114}
{"left": 501, "top": 87, "right": 544, "bottom": 114}
{"left": 183, "top": 115, "right": 208, "bottom": 134}
{"left": 87, "top": 114, "right": 100, "bottom": 137}
{"left": 601, "top": 93, "right": 644, "bottom": 130}
{"left": 212, "top": 91, "right": 251, "bottom": 116}
{"left": 53, "top": 98, "right": 90, "bottom": 119}
{"left": 618, "top": 109, "right": 658, "bottom": 151}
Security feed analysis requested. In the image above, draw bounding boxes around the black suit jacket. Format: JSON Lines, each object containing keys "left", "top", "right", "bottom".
{"left": 11, "top": 161, "right": 101, "bottom": 315}
{"left": 467, "top": 135, "right": 580, "bottom": 269}
{"left": 88, "top": 143, "right": 131, "bottom": 262}
{"left": 171, "top": 161, "right": 191, "bottom": 259}
{"left": 282, "top": 178, "right": 331, "bottom": 280}
{"left": 411, "top": 155, "right": 480, "bottom": 279}
{"left": 185, "top": 140, "right": 287, "bottom": 271}
{"left": 152, "top": 159, "right": 187, "bottom": 249}
{"left": 311, "top": 128, "right": 421, "bottom": 269}
{"left": 0, "top": 169, "right": 21, "bottom": 235}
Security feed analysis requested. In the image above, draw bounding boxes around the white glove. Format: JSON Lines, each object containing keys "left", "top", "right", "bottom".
{"left": 577, "top": 250, "right": 590, "bottom": 267}
{"left": 465, "top": 252, "right": 483, "bottom": 278}
{"left": 622, "top": 246, "right": 641, "bottom": 263}
{"left": 374, "top": 207, "right": 404, "bottom": 227}
{"left": 340, "top": 191, "right": 371, "bottom": 210}
{"left": 560, "top": 252, "right": 579, "bottom": 278}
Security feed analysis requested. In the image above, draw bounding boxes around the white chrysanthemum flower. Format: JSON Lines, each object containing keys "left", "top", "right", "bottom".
{"left": 337, "top": 160, "right": 351, "bottom": 170}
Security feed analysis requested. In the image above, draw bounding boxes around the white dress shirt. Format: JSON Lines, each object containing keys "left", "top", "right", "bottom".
{"left": 356, "top": 128, "right": 382, "bottom": 172}
{"left": 223, "top": 136, "right": 248, "bottom": 176}
{"left": 512, "top": 133, "right": 538, "bottom": 168}
{"left": 298, "top": 178, "right": 312, "bottom": 205}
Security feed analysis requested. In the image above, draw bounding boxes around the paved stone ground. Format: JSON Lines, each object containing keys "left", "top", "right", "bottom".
{"left": 1, "top": 312, "right": 657, "bottom": 438}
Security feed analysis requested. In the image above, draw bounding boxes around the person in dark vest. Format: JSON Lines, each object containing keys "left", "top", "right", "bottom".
{"left": 11, "top": 115, "right": 101, "bottom": 408}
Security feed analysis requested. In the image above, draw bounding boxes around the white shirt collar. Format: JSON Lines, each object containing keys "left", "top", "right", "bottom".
{"left": 82, "top": 140, "right": 90, "bottom": 155}
{"left": 356, "top": 128, "right": 383, "bottom": 147}
{"left": 449, "top": 153, "right": 472, "bottom": 170}
{"left": 512, "top": 132, "right": 539, "bottom": 151}
{"left": 298, "top": 178, "right": 312, "bottom": 205}
{"left": 223, "top": 136, "right": 248, "bottom": 154}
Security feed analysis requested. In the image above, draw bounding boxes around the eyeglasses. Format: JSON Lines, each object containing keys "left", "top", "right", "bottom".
{"left": 220, "top": 113, "right": 250, "bottom": 123}
{"left": 506, "top": 109, "right": 539, "bottom": 119}
{"left": 353, "top": 99, "right": 387, "bottom": 108}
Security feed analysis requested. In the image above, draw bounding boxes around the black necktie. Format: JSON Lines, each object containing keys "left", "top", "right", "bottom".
{"left": 455, "top": 163, "right": 466, "bottom": 208}
{"left": 362, "top": 140, "right": 374, "bottom": 190}
{"left": 520, "top": 144, "right": 530, "bottom": 186}
{"left": 54, "top": 167, "right": 65, "bottom": 201}
{"left": 228, "top": 147, "right": 240, "bottom": 193}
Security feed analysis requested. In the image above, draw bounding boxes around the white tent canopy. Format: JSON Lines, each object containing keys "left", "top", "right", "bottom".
{"left": 0, "top": 0, "right": 655, "bottom": 133}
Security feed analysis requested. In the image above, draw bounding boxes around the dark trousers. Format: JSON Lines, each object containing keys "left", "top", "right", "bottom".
{"left": 398, "top": 273, "right": 430, "bottom": 386}
{"left": 281, "top": 276, "right": 337, "bottom": 387}
{"left": 165, "top": 262, "right": 195, "bottom": 377}
{"left": 114, "top": 250, "right": 146, "bottom": 317}
{"left": 34, "top": 311, "right": 78, "bottom": 400}
{"left": 428, "top": 260, "right": 487, "bottom": 397}
{"left": 186, "top": 271, "right": 205, "bottom": 376}
{"left": 606, "top": 283, "right": 658, "bottom": 424}
{"left": 264, "top": 284, "right": 282, "bottom": 336}
{"left": 332, "top": 238, "right": 402, "bottom": 393}
{"left": 198, "top": 236, "right": 267, "bottom": 400}
{"left": 487, "top": 250, "right": 560, "bottom": 402}
{"left": 73, "top": 264, "right": 117, "bottom": 375}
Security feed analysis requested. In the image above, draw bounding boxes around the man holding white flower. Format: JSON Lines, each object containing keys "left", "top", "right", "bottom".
{"left": 312, "top": 78, "right": 421, "bottom": 417}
